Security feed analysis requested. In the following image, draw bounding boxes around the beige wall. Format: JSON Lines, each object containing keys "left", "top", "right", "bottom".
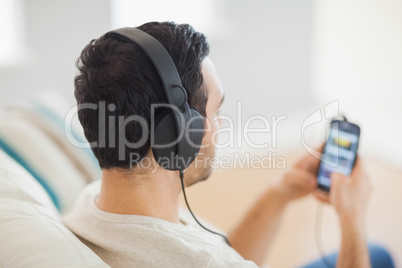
{"left": 313, "top": 0, "right": 402, "bottom": 170}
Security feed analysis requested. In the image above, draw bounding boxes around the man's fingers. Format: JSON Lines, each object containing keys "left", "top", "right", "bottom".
{"left": 293, "top": 169, "right": 317, "bottom": 188}
{"left": 330, "top": 172, "right": 344, "bottom": 181}
{"left": 351, "top": 156, "right": 365, "bottom": 176}
{"left": 314, "top": 190, "right": 330, "bottom": 204}
{"left": 330, "top": 172, "right": 347, "bottom": 187}
{"left": 295, "top": 143, "right": 325, "bottom": 173}
{"left": 317, "top": 143, "right": 325, "bottom": 154}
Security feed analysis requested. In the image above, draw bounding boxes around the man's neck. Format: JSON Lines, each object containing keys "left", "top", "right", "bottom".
{"left": 96, "top": 167, "right": 182, "bottom": 224}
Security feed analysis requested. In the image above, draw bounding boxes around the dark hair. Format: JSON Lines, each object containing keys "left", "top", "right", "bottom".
{"left": 74, "top": 22, "right": 210, "bottom": 169}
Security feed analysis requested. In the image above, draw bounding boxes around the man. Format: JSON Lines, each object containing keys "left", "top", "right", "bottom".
{"left": 64, "top": 22, "right": 393, "bottom": 267}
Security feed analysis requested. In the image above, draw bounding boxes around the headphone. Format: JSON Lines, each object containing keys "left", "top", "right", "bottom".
{"left": 107, "top": 27, "right": 205, "bottom": 172}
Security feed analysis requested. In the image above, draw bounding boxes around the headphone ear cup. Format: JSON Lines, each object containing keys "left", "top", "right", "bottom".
{"left": 152, "top": 109, "right": 178, "bottom": 170}
{"left": 174, "top": 107, "right": 204, "bottom": 170}
{"left": 151, "top": 107, "right": 204, "bottom": 171}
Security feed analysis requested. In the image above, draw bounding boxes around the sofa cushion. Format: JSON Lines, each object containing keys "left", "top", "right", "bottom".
{"left": 0, "top": 150, "right": 109, "bottom": 267}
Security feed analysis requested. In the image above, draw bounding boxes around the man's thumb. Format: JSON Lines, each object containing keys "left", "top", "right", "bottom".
{"left": 330, "top": 172, "right": 345, "bottom": 183}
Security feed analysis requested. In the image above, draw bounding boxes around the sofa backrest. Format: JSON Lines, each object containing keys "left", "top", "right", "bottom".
{"left": 0, "top": 150, "right": 110, "bottom": 267}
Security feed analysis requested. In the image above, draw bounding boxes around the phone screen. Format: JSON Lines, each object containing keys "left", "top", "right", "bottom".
{"left": 317, "top": 120, "right": 360, "bottom": 192}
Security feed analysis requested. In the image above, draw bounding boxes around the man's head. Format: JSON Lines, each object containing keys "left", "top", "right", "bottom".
{"left": 74, "top": 22, "right": 224, "bottom": 184}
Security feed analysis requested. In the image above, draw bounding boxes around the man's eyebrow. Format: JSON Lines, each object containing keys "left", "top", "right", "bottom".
{"left": 220, "top": 94, "right": 225, "bottom": 106}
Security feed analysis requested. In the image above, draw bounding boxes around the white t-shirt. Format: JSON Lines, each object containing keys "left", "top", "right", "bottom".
{"left": 63, "top": 181, "right": 258, "bottom": 268}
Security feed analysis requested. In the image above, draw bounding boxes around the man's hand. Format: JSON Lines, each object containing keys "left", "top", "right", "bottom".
{"left": 228, "top": 149, "right": 322, "bottom": 265}
{"left": 315, "top": 158, "right": 372, "bottom": 268}
{"left": 315, "top": 157, "right": 372, "bottom": 225}
{"left": 272, "top": 150, "right": 321, "bottom": 202}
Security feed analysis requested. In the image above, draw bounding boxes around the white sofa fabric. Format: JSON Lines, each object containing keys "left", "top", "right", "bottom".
{"left": 0, "top": 147, "right": 109, "bottom": 267}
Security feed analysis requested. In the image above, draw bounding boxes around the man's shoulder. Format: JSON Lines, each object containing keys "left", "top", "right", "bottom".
{"left": 62, "top": 181, "right": 258, "bottom": 268}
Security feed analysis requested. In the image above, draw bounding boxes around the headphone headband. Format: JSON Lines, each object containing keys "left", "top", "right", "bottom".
{"left": 108, "top": 28, "right": 187, "bottom": 108}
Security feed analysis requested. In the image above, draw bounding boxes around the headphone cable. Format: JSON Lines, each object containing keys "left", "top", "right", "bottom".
{"left": 315, "top": 203, "right": 335, "bottom": 268}
{"left": 179, "top": 170, "right": 232, "bottom": 247}
{"left": 180, "top": 171, "right": 335, "bottom": 264}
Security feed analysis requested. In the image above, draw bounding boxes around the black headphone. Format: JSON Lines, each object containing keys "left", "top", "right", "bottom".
{"left": 107, "top": 27, "right": 205, "bottom": 172}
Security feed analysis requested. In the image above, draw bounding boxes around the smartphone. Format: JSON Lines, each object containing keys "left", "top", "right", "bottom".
{"left": 317, "top": 119, "right": 360, "bottom": 192}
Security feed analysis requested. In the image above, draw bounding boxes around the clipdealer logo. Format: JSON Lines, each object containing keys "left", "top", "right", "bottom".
{"left": 64, "top": 100, "right": 343, "bottom": 170}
